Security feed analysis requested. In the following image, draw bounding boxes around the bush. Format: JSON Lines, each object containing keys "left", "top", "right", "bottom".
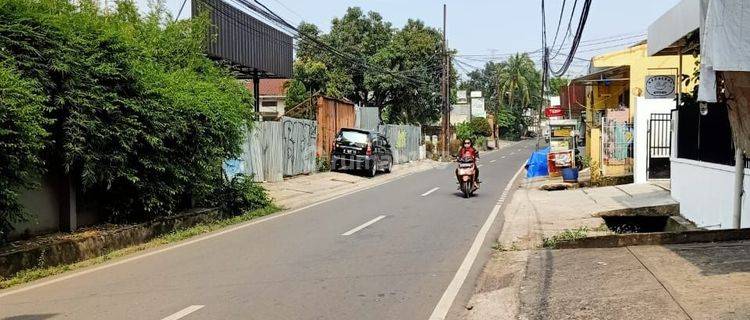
{"left": 455, "top": 117, "right": 493, "bottom": 144}
{"left": 469, "top": 117, "right": 492, "bottom": 137}
{"left": 0, "top": 0, "right": 258, "bottom": 231}
{"left": 455, "top": 122, "right": 474, "bottom": 141}
{"left": 216, "top": 174, "right": 272, "bottom": 217}
{"left": 475, "top": 136, "right": 487, "bottom": 151}
{"left": 425, "top": 140, "right": 434, "bottom": 154}
{"left": 317, "top": 156, "right": 331, "bottom": 172}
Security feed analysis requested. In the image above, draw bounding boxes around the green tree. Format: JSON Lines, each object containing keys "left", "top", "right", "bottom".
{"left": 293, "top": 59, "right": 328, "bottom": 95}
{"left": 284, "top": 79, "right": 307, "bottom": 110}
{"left": 289, "top": 8, "right": 451, "bottom": 124}
{"left": 548, "top": 76, "right": 570, "bottom": 97}
{"left": 497, "top": 53, "right": 538, "bottom": 110}
{"left": 494, "top": 53, "right": 542, "bottom": 139}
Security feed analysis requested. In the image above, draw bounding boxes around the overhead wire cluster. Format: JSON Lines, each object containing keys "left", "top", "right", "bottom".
{"left": 542, "top": 0, "right": 593, "bottom": 78}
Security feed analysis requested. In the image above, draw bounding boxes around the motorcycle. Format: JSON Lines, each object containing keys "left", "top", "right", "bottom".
{"left": 456, "top": 156, "right": 479, "bottom": 198}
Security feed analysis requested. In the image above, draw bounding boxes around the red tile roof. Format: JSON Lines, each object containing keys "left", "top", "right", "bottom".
{"left": 245, "top": 79, "right": 289, "bottom": 96}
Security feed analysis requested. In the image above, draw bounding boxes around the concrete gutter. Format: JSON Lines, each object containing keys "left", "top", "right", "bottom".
{"left": 0, "top": 208, "right": 222, "bottom": 278}
{"left": 555, "top": 228, "right": 750, "bottom": 249}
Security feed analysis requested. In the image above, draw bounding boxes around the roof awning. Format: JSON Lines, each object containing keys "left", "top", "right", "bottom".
{"left": 647, "top": 0, "right": 702, "bottom": 56}
{"left": 571, "top": 66, "right": 630, "bottom": 86}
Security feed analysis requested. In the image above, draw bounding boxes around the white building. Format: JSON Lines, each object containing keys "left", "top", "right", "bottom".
{"left": 648, "top": 0, "right": 750, "bottom": 229}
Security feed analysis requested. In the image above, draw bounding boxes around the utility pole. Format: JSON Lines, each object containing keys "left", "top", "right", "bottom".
{"left": 441, "top": 4, "right": 450, "bottom": 159}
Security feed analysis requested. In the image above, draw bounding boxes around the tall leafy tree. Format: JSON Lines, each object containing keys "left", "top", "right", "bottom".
{"left": 290, "top": 8, "right": 450, "bottom": 124}
{"left": 497, "top": 53, "right": 538, "bottom": 110}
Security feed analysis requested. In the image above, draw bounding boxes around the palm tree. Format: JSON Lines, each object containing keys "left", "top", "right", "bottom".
{"left": 497, "top": 53, "right": 538, "bottom": 110}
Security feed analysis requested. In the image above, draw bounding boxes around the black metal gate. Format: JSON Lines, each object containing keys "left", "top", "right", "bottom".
{"left": 647, "top": 113, "right": 672, "bottom": 179}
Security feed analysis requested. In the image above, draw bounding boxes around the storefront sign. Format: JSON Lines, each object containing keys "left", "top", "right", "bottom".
{"left": 545, "top": 106, "right": 565, "bottom": 118}
{"left": 645, "top": 75, "right": 676, "bottom": 99}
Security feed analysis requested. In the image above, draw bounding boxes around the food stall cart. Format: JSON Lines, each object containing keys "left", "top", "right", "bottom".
{"left": 547, "top": 119, "right": 578, "bottom": 178}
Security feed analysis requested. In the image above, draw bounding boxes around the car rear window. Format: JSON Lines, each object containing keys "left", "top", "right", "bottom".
{"left": 338, "top": 130, "right": 369, "bottom": 144}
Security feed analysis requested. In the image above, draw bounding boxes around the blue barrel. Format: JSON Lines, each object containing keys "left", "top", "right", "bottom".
{"left": 561, "top": 167, "right": 579, "bottom": 182}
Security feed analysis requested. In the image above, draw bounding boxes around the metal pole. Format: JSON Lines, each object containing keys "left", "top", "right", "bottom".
{"left": 253, "top": 74, "right": 261, "bottom": 119}
{"left": 734, "top": 148, "right": 744, "bottom": 229}
{"left": 441, "top": 4, "right": 449, "bottom": 158}
{"left": 567, "top": 80, "right": 573, "bottom": 119}
{"left": 677, "top": 51, "right": 683, "bottom": 107}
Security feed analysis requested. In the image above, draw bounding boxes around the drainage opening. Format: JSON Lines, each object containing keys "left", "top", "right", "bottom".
{"left": 602, "top": 216, "right": 669, "bottom": 234}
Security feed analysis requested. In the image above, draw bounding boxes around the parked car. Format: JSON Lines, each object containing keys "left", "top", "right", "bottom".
{"left": 331, "top": 128, "right": 393, "bottom": 177}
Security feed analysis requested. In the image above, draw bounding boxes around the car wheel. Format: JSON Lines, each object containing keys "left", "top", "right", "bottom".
{"left": 368, "top": 160, "right": 377, "bottom": 177}
{"left": 384, "top": 160, "right": 392, "bottom": 173}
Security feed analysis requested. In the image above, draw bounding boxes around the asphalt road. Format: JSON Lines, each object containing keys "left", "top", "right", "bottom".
{"left": 0, "top": 140, "right": 535, "bottom": 320}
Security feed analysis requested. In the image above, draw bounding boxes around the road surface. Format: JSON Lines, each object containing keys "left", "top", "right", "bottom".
{"left": 0, "top": 141, "right": 535, "bottom": 320}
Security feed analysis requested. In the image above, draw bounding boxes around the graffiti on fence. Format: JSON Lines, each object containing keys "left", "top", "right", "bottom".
{"left": 282, "top": 117, "right": 318, "bottom": 176}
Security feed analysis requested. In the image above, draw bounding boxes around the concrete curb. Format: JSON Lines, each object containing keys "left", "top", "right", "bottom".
{"left": 554, "top": 228, "right": 750, "bottom": 249}
{"left": 594, "top": 203, "right": 680, "bottom": 217}
{"left": 0, "top": 208, "right": 221, "bottom": 278}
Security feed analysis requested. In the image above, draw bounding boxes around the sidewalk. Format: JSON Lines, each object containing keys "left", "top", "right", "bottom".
{"left": 502, "top": 180, "right": 677, "bottom": 249}
{"left": 461, "top": 178, "right": 750, "bottom": 320}
{"left": 264, "top": 159, "right": 447, "bottom": 210}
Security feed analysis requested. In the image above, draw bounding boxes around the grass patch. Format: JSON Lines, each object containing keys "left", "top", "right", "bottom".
{"left": 0, "top": 206, "right": 280, "bottom": 289}
{"left": 542, "top": 226, "right": 590, "bottom": 249}
{"left": 493, "top": 241, "right": 521, "bottom": 252}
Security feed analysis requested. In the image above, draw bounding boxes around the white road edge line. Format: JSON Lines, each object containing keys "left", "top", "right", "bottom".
{"left": 342, "top": 215, "right": 387, "bottom": 236}
{"left": 0, "top": 166, "right": 436, "bottom": 299}
{"left": 161, "top": 305, "right": 204, "bottom": 320}
{"left": 421, "top": 187, "right": 440, "bottom": 197}
{"left": 428, "top": 164, "right": 525, "bottom": 320}
{"left": 489, "top": 160, "right": 497, "bottom": 163}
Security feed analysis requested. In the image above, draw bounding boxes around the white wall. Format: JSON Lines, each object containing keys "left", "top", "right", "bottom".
{"left": 634, "top": 97, "right": 675, "bottom": 183}
{"left": 671, "top": 157, "right": 750, "bottom": 229}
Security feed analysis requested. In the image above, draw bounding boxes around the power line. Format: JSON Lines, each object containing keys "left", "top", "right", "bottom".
{"left": 546, "top": 0, "right": 593, "bottom": 77}
{"left": 236, "top": 0, "right": 435, "bottom": 86}
{"left": 455, "top": 31, "right": 645, "bottom": 59}
{"left": 549, "top": 0, "right": 568, "bottom": 51}
{"left": 175, "top": 0, "right": 188, "bottom": 21}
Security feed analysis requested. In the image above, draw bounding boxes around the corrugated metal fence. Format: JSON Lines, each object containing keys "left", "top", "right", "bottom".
{"left": 243, "top": 121, "right": 283, "bottom": 182}
{"left": 237, "top": 118, "right": 422, "bottom": 181}
{"left": 282, "top": 117, "right": 317, "bottom": 176}
{"left": 356, "top": 106, "right": 381, "bottom": 131}
{"left": 378, "top": 124, "right": 422, "bottom": 164}
{"left": 241, "top": 117, "right": 317, "bottom": 182}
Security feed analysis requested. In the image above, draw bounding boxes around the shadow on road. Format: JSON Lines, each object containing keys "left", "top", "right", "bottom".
{"left": 3, "top": 314, "right": 59, "bottom": 320}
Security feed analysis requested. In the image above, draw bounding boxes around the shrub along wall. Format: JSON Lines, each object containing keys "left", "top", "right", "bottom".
{"left": 0, "top": 0, "right": 258, "bottom": 242}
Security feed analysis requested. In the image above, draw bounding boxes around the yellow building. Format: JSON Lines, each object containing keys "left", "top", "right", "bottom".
{"left": 573, "top": 42, "right": 696, "bottom": 180}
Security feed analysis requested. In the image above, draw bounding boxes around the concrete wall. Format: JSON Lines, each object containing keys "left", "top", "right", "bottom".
{"left": 671, "top": 157, "right": 750, "bottom": 229}
{"left": 12, "top": 176, "right": 60, "bottom": 237}
{"left": 634, "top": 97, "right": 675, "bottom": 183}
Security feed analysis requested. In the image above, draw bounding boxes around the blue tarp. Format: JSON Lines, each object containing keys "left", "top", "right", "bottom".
{"left": 525, "top": 147, "right": 550, "bottom": 178}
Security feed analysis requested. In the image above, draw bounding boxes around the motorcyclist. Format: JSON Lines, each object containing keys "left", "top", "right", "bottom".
{"left": 456, "top": 138, "right": 480, "bottom": 188}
